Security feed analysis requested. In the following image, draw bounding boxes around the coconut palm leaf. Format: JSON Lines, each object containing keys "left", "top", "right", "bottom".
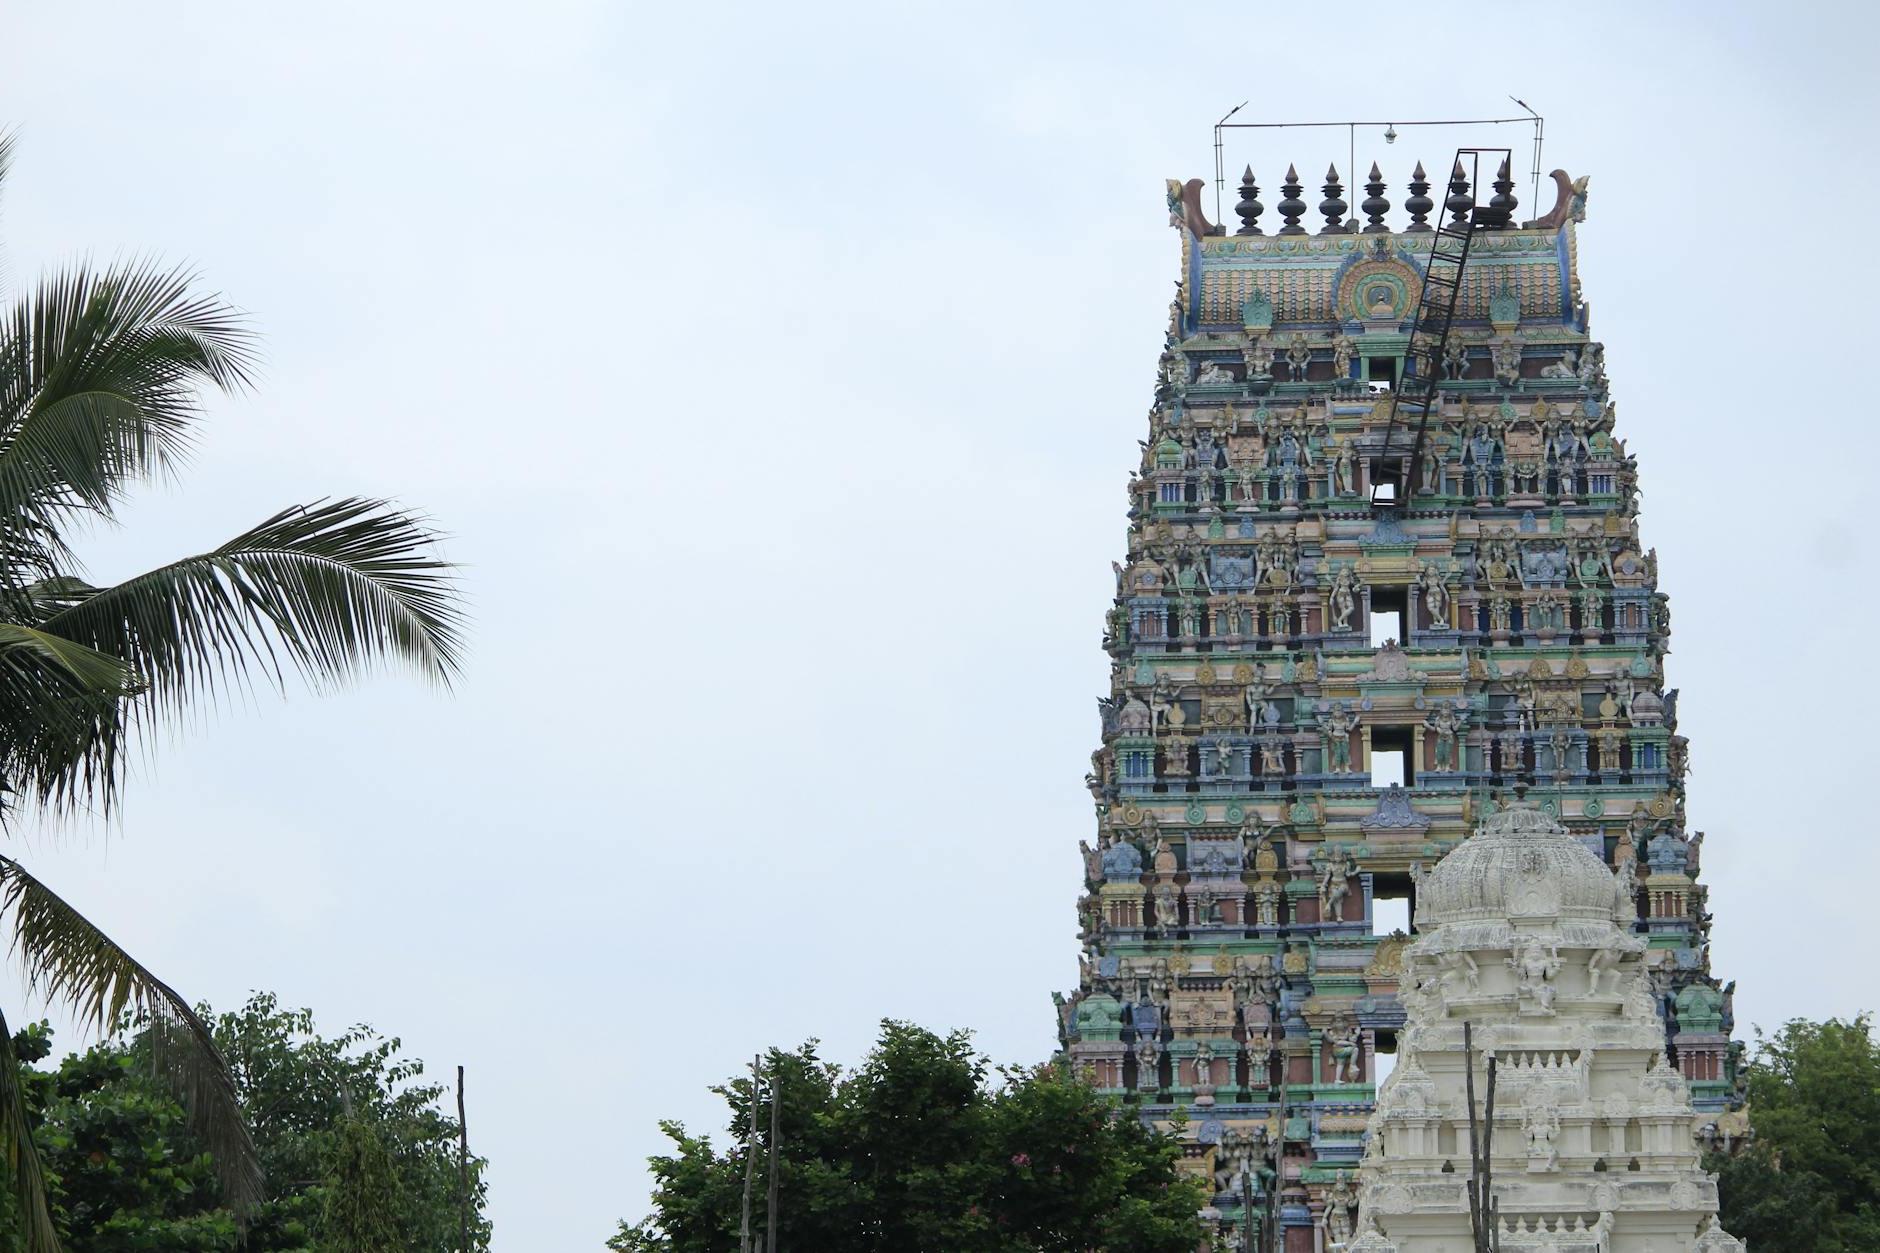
{"left": 15, "top": 496, "right": 461, "bottom": 812}
{"left": 0, "top": 259, "right": 257, "bottom": 586}
{"left": 40, "top": 496, "right": 463, "bottom": 696}
{"left": 0, "top": 623, "right": 140, "bottom": 816}
{"left": 0, "top": 854, "right": 262, "bottom": 1215}
{"left": 0, "top": 998, "right": 59, "bottom": 1253}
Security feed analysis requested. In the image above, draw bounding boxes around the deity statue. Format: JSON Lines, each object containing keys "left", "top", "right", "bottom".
{"left": 1253, "top": 878, "right": 1282, "bottom": 928}
{"left": 1491, "top": 335, "right": 1522, "bottom": 385}
{"left": 1332, "top": 439, "right": 1356, "bottom": 496}
{"left": 1242, "top": 335, "right": 1271, "bottom": 382}
{"left": 1424, "top": 701, "right": 1463, "bottom": 772}
{"left": 1135, "top": 1040, "right": 1160, "bottom": 1092}
{"left": 1328, "top": 1018, "right": 1362, "bottom": 1084}
{"left": 1285, "top": 333, "right": 1311, "bottom": 381}
{"left": 1323, "top": 1170, "right": 1358, "bottom": 1246}
{"left": 1579, "top": 584, "right": 1605, "bottom": 634}
{"left": 1318, "top": 847, "right": 1358, "bottom": 921}
{"left": 1418, "top": 561, "right": 1451, "bottom": 628}
{"left": 1152, "top": 884, "right": 1181, "bottom": 932}
{"left": 1331, "top": 334, "right": 1355, "bottom": 379}
{"left": 1523, "top": 1102, "right": 1561, "bottom": 1170}
{"left": 1244, "top": 665, "right": 1271, "bottom": 729}
{"left": 1258, "top": 735, "right": 1287, "bottom": 776}
{"left": 1586, "top": 930, "right": 1626, "bottom": 995}
{"left": 1442, "top": 340, "right": 1469, "bottom": 379}
{"left": 1596, "top": 725, "right": 1624, "bottom": 774}
{"left": 1420, "top": 435, "right": 1446, "bottom": 494}
{"left": 1193, "top": 1040, "right": 1217, "bottom": 1091}
{"left": 1319, "top": 702, "right": 1357, "bottom": 773}
{"left": 1488, "top": 593, "right": 1513, "bottom": 634}
{"left": 1328, "top": 566, "right": 1359, "bottom": 632}
{"left": 1507, "top": 937, "right": 1562, "bottom": 1015}
{"left": 1147, "top": 958, "right": 1173, "bottom": 1010}
{"left": 1438, "top": 949, "right": 1481, "bottom": 995}
{"left": 1266, "top": 596, "right": 1292, "bottom": 638}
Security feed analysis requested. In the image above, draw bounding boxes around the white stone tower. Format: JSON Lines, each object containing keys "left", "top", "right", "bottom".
{"left": 1348, "top": 796, "right": 1743, "bottom": 1252}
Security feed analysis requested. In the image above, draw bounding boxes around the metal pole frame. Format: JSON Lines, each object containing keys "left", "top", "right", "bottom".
{"left": 1209, "top": 111, "right": 1545, "bottom": 225}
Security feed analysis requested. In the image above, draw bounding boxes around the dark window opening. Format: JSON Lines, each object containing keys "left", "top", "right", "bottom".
{"left": 1371, "top": 584, "right": 1408, "bottom": 645}
{"left": 1372, "top": 1025, "right": 1399, "bottom": 1086}
{"left": 1371, "top": 725, "right": 1414, "bottom": 788}
{"left": 1371, "top": 872, "right": 1415, "bottom": 936}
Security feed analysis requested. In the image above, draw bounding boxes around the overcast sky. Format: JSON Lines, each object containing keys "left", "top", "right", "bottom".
{"left": 0, "top": 2, "right": 1874, "bottom": 1248}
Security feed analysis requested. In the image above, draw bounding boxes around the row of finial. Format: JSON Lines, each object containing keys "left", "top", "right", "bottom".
{"left": 1233, "top": 159, "right": 1519, "bottom": 236}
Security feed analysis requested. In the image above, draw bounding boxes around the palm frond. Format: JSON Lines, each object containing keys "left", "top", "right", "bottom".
{"left": 0, "top": 623, "right": 140, "bottom": 816}
{"left": 0, "top": 855, "right": 262, "bottom": 1212}
{"left": 0, "top": 1000, "right": 60, "bottom": 1253}
{"left": 0, "top": 259, "right": 257, "bottom": 583}
{"left": 39, "top": 497, "right": 463, "bottom": 724}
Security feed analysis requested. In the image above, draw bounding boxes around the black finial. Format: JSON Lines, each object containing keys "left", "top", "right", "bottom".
{"left": 1485, "top": 156, "right": 1518, "bottom": 228}
{"left": 1446, "top": 159, "right": 1473, "bottom": 226}
{"left": 1234, "top": 166, "right": 1264, "bottom": 236}
{"left": 1276, "top": 164, "right": 1307, "bottom": 236}
{"left": 1404, "top": 160, "right": 1434, "bottom": 232}
{"left": 1318, "top": 163, "right": 1349, "bottom": 235}
{"left": 1361, "top": 161, "right": 1391, "bottom": 233}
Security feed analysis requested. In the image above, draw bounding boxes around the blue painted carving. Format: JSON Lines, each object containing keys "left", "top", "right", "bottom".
{"left": 1360, "top": 509, "right": 1413, "bottom": 546}
{"left": 1647, "top": 831, "right": 1690, "bottom": 876}
{"left": 1360, "top": 784, "right": 1430, "bottom": 831}
{"left": 1103, "top": 840, "right": 1145, "bottom": 880}
{"left": 1520, "top": 544, "right": 1568, "bottom": 583}
{"left": 1209, "top": 551, "right": 1257, "bottom": 589}
{"left": 1188, "top": 837, "right": 1243, "bottom": 875}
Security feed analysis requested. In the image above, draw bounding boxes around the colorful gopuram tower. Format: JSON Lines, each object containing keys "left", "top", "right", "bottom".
{"left": 1059, "top": 159, "right": 1738, "bottom": 1251}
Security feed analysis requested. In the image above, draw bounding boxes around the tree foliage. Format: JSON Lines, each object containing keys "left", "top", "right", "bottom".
{"left": 1711, "top": 1014, "right": 1880, "bottom": 1252}
{"left": 0, "top": 993, "right": 489, "bottom": 1251}
{"left": 610, "top": 1021, "right": 1206, "bottom": 1253}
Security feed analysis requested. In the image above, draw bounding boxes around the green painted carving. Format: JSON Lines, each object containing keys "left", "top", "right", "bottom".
{"left": 1489, "top": 277, "right": 1520, "bottom": 325}
{"left": 1241, "top": 289, "right": 1274, "bottom": 332}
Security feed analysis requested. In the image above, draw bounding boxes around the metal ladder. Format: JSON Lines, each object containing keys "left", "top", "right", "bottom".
{"left": 1371, "top": 148, "right": 1510, "bottom": 507}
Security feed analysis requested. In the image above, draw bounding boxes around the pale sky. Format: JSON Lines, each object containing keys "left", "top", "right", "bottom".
{"left": 0, "top": 2, "right": 1874, "bottom": 1248}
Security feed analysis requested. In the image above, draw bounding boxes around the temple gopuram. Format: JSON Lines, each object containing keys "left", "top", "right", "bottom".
{"left": 1057, "top": 156, "right": 1740, "bottom": 1251}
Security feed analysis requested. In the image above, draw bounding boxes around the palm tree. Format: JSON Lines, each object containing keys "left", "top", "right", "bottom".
{"left": 0, "top": 134, "right": 464, "bottom": 1249}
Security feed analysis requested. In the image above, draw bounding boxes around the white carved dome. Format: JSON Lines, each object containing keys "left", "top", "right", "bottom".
{"left": 1417, "top": 798, "right": 1621, "bottom": 926}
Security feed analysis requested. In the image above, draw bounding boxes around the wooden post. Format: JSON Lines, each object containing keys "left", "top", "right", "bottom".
{"left": 1483, "top": 1051, "right": 1499, "bottom": 1253}
{"left": 739, "top": 1055, "right": 760, "bottom": 1253}
{"left": 456, "top": 1066, "right": 471, "bottom": 1253}
{"left": 1463, "top": 1022, "right": 1482, "bottom": 1253}
{"left": 765, "top": 1059, "right": 782, "bottom": 1253}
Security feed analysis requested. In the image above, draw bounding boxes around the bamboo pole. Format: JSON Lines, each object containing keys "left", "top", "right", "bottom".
{"left": 739, "top": 1055, "right": 760, "bottom": 1253}
{"left": 456, "top": 1066, "right": 471, "bottom": 1253}
{"left": 765, "top": 1059, "right": 782, "bottom": 1253}
{"left": 1483, "top": 1051, "right": 1499, "bottom": 1253}
{"left": 1463, "top": 1022, "right": 1482, "bottom": 1253}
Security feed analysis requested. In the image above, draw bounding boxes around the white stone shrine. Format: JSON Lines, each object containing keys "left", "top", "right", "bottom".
{"left": 1347, "top": 797, "right": 1744, "bottom": 1252}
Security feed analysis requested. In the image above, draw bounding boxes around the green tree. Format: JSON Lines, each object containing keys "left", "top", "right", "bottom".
{"left": 1710, "top": 1015, "right": 1880, "bottom": 1251}
{"left": 0, "top": 134, "right": 463, "bottom": 1250}
{"left": 610, "top": 1021, "right": 1206, "bottom": 1253}
{"left": 0, "top": 994, "right": 488, "bottom": 1251}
